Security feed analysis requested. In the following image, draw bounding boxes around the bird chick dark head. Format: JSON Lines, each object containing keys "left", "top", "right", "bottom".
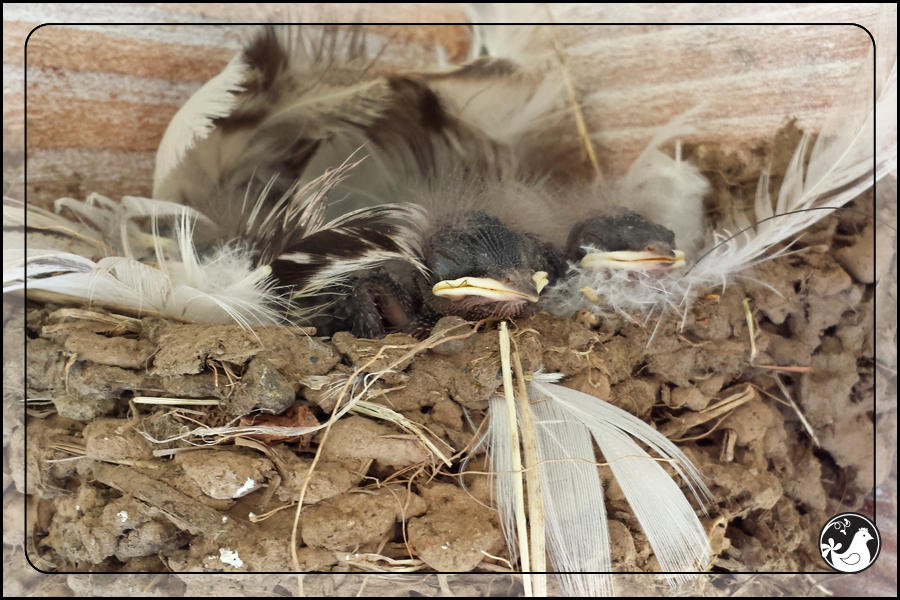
{"left": 567, "top": 208, "right": 685, "bottom": 270}
{"left": 422, "top": 212, "right": 553, "bottom": 320}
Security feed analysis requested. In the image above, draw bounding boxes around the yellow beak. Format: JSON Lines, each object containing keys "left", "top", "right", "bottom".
{"left": 581, "top": 249, "right": 685, "bottom": 270}
{"left": 432, "top": 271, "right": 548, "bottom": 303}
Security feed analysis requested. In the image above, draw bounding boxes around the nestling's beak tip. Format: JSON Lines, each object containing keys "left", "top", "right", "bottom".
{"left": 533, "top": 271, "right": 549, "bottom": 294}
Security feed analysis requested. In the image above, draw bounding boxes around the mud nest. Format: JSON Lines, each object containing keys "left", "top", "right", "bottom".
{"left": 6, "top": 189, "right": 880, "bottom": 578}
{"left": 6, "top": 120, "right": 893, "bottom": 595}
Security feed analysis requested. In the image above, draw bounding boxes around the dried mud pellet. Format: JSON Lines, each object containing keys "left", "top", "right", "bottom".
{"left": 177, "top": 450, "right": 274, "bottom": 501}
{"left": 609, "top": 378, "right": 658, "bottom": 418}
{"left": 429, "top": 398, "right": 463, "bottom": 431}
{"left": 25, "top": 338, "right": 67, "bottom": 391}
{"left": 835, "top": 224, "right": 876, "bottom": 284}
{"left": 151, "top": 324, "right": 340, "bottom": 378}
{"left": 83, "top": 419, "right": 154, "bottom": 462}
{"left": 608, "top": 519, "right": 636, "bottom": 565}
{"left": 51, "top": 394, "right": 118, "bottom": 422}
{"left": 266, "top": 332, "right": 342, "bottom": 377}
{"left": 63, "top": 331, "right": 155, "bottom": 369}
{"left": 429, "top": 316, "right": 474, "bottom": 356}
{"left": 115, "top": 519, "right": 181, "bottom": 560}
{"left": 225, "top": 357, "right": 296, "bottom": 417}
{"left": 671, "top": 386, "right": 711, "bottom": 411}
{"left": 160, "top": 371, "right": 226, "bottom": 399}
{"left": 409, "top": 483, "right": 503, "bottom": 572}
{"left": 53, "top": 363, "right": 146, "bottom": 420}
{"left": 274, "top": 456, "right": 357, "bottom": 505}
{"left": 139, "top": 316, "right": 171, "bottom": 344}
{"left": 317, "top": 416, "right": 429, "bottom": 468}
{"left": 299, "top": 491, "right": 399, "bottom": 551}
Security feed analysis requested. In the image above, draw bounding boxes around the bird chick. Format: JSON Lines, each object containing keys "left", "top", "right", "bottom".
{"left": 423, "top": 211, "right": 565, "bottom": 321}
{"left": 567, "top": 207, "right": 685, "bottom": 270}
{"left": 312, "top": 210, "right": 565, "bottom": 339}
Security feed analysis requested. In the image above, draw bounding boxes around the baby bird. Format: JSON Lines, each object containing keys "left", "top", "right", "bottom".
{"left": 423, "top": 211, "right": 565, "bottom": 321}
{"left": 310, "top": 210, "right": 567, "bottom": 338}
{"left": 567, "top": 208, "right": 685, "bottom": 270}
{"left": 149, "top": 24, "right": 583, "bottom": 337}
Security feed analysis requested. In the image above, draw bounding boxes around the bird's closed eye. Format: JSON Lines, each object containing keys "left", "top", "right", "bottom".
{"left": 429, "top": 248, "right": 470, "bottom": 281}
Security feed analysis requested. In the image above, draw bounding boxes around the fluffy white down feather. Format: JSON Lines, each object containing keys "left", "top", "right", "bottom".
{"left": 5, "top": 198, "right": 285, "bottom": 326}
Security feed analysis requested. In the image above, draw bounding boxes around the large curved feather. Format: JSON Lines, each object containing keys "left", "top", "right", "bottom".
{"left": 154, "top": 55, "right": 249, "bottom": 193}
{"left": 485, "top": 371, "right": 712, "bottom": 596}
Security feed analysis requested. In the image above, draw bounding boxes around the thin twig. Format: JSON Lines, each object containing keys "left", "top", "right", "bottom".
{"left": 773, "top": 374, "right": 821, "bottom": 448}
{"left": 659, "top": 384, "right": 756, "bottom": 439}
{"left": 512, "top": 344, "right": 546, "bottom": 597}
{"left": 742, "top": 298, "right": 758, "bottom": 362}
{"left": 543, "top": 11, "right": 601, "bottom": 179}
{"left": 133, "top": 396, "right": 221, "bottom": 406}
{"left": 754, "top": 364, "right": 814, "bottom": 372}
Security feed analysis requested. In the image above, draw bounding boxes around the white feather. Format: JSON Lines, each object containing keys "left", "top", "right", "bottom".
{"left": 484, "top": 372, "right": 712, "bottom": 596}
{"left": 529, "top": 378, "right": 713, "bottom": 580}
{"left": 464, "top": 4, "right": 552, "bottom": 63}
{"left": 430, "top": 70, "right": 568, "bottom": 152}
{"left": 427, "top": 8, "right": 570, "bottom": 165}
{"left": 10, "top": 249, "right": 282, "bottom": 327}
{"left": 3, "top": 248, "right": 96, "bottom": 292}
{"left": 153, "top": 55, "right": 249, "bottom": 195}
{"left": 544, "top": 265, "right": 688, "bottom": 321}
{"left": 4, "top": 198, "right": 108, "bottom": 259}
{"left": 527, "top": 392, "right": 613, "bottom": 597}
{"left": 485, "top": 395, "right": 519, "bottom": 567}
{"left": 53, "top": 193, "right": 212, "bottom": 259}
{"left": 611, "top": 116, "right": 712, "bottom": 257}
{"left": 152, "top": 27, "right": 407, "bottom": 226}
{"left": 687, "top": 51, "right": 896, "bottom": 290}
{"left": 12, "top": 157, "right": 430, "bottom": 328}
{"left": 8, "top": 198, "right": 285, "bottom": 326}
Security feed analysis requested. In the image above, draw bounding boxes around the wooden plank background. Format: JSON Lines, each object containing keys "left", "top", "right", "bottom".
{"left": 3, "top": 3, "right": 887, "bottom": 208}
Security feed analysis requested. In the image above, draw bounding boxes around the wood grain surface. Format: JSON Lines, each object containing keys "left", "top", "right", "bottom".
{"left": 4, "top": 3, "right": 884, "bottom": 207}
